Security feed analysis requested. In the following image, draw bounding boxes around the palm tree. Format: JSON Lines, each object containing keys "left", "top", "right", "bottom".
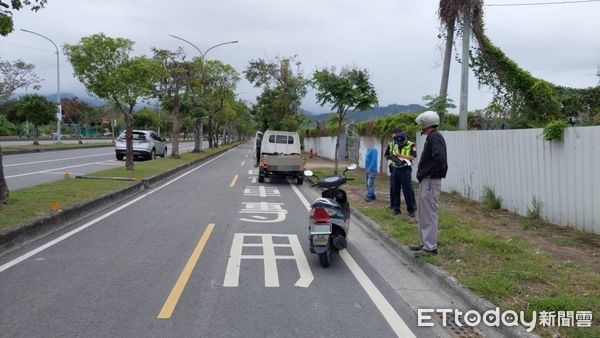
{"left": 438, "top": 0, "right": 483, "bottom": 130}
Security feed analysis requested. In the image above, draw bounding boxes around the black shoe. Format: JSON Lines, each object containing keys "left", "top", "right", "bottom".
{"left": 393, "top": 210, "right": 401, "bottom": 215}
{"left": 364, "top": 198, "right": 374, "bottom": 202}
{"left": 414, "top": 249, "right": 438, "bottom": 256}
{"left": 409, "top": 244, "right": 423, "bottom": 251}
{"left": 408, "top": 212, "right": 415, "bottom": 218}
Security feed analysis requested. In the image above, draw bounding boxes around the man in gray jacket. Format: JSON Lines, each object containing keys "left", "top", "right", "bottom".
{"left": 410, "top": 111, "right": 447, "bottom": 255}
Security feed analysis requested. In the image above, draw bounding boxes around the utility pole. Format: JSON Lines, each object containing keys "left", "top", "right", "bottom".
{"left": 439, "top": 18, "right": 455, "bottom": 125}
{"left": 459, "top": 12, "right": 471, "bottom": 130}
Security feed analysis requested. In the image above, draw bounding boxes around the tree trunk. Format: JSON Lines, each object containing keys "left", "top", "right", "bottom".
{"left": 214, "top": 122, "right": 220, "bottom": 147}
{"left": 334, "top": 117, "right": 343, "bottom": 175}
{"left": 171, "top": 106, "right": 181, "bottom": 158}
{"left": 33, "top": 125, "right": 39, "bottom": 145}
{"left": 459, "top": 11, "right": 471, "bottom": 130}
{"left": 193, "top": 117, "right": 203, "bottom": 153}
{"left": 125, "top": 112, "right": 134, "bottom": 171}
{"left": 207, "top": 116, "right": 214, "bottom": 148}
{"left": 0, "top": 146, "right": 9, "bottom": 204}
{"left": 439, "top": 17, "right": 455, "bottom": 125}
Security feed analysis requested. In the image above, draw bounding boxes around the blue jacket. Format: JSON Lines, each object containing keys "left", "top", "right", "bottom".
{"left": 365, "top": 148, "right": 378, "bottom": 173}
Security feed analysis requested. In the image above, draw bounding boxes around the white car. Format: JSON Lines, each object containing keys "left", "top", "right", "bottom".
{"left": 115, "top": 130, "right": 168, "bottom": 160}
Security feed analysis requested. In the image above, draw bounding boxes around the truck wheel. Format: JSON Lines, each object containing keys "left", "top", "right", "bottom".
{"left": 296, "top": 176, "right": 304, "bottom": 185}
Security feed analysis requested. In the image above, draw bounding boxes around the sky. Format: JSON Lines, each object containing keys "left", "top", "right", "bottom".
{"left": 2, "top": 0, "right": 599, "bottom": 115}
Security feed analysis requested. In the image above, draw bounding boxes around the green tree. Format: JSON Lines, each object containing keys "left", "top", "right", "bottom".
{"left": 64, "top": 33, "right": 162, "bottom": 170}
{"left": 16, "top": 94, "right": 56, "bottom": 145}
{"left": 312, "top": 66, "right": 378, "bottom": 174}
{"left": 202, "top": 60, "right": 239, "bottom": 148}
{"left": 134, "top": 107, "right": 160, "bottom": 130}
{"left": 153, "top": 48, "right": 196, "bottom": 158}
{"left": 0, "top": 0, "right": 47, "bottom": 36}
{"left": 0, "top": 0, "right": 48, "bottom": 204}
{"left": 0, "top": 114, "right": 15, "bottom": 135}
{"left": 244, "top": 56, "right": 308, "bottom": 132}
{"left": 422, "top": 94, "right": 456, "bottom": 125}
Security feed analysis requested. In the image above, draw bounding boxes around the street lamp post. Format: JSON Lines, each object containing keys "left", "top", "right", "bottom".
{"left": 21, "top": 29, "right": 62, "bottom": 143}
{"left": 168, "top": 35, "right": 238, "bottom": 149}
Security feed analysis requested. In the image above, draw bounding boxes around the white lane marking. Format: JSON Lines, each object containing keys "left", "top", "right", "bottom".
{"left": 243, "top": 186, "right": 280, "bottom": 197}
{"left": 263, "top": 235, "right": 279, "bottom": 287}
{"left": 239, "top": 202, "right": 287, "bottom": 223}
{"left": 0, "top": 148, "right": 236, "bottom": 273}
{"left": 41, "top": 171, "right": 84, "bottom": 176}
{"left": 289, "top": 184, "right": 415, "bottom": 338}
{"left": 5, "top": 152, "right": 113, "bottom": 167}
{"left": 223, "top": 233, "right": 314, "bottom": 288}
{"left": 6, "top": 161, "right": 119, "bottom": 179}
{"left": 6, "top": 143, "right": 197, "bottom": 168}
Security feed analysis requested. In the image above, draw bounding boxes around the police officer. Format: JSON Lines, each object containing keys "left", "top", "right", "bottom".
{"left": 385, "top": 128, "right": 417, "bottom": 217}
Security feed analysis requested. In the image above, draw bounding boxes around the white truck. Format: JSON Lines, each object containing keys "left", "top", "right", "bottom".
{"left": 258, "top": 130, "right": 305, "bottom": 185}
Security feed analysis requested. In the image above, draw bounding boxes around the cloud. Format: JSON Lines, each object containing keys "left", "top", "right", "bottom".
{"left": 2, "top": 0, "right": 598, "bottom": 113}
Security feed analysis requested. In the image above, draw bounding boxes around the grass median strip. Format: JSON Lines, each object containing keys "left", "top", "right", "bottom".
{"left": 0, "top": 144, "right": 240, "bottom": 232}
{"left": 309, "top": 164, "right": 599, "bottom": 338}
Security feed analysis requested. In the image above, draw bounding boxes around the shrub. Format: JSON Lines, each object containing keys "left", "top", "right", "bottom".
{"left": 542, "top": 120, "right": 569, "bottom": 141}
{"left": 527, "top": 196, "right": 543, "bottom": 220}
{"left": 482, "top": 186, "right": 502, "bottom": 210}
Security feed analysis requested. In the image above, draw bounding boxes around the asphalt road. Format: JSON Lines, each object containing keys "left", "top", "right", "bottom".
{"left": 3, "top": 141, "right": 199, "bottom": 190}
{"left": 0, "top": 143, "right": 461, "bottom": 337}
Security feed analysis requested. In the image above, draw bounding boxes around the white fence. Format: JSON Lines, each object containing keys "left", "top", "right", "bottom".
{"left": 306, "top": 126, "right": 600, "bottom": 234}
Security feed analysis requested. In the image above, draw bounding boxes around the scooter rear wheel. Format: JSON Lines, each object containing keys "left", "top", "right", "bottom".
{"left": 319, "top": 247, "right": 331, "bottom": 267}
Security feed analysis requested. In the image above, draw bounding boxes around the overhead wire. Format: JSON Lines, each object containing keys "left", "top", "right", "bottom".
{"left": 485, "top": 0, "right": 600, "bottom": 6}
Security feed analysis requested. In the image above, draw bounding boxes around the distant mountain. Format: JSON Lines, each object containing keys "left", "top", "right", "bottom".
{"left": 302, "top": 103, "right": 426, "bottom": 126}
{"left": 47, "top": 93, "right": 106, "bottom": 106}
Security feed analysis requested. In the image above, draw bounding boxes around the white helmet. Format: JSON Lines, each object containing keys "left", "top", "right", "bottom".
{"left": 415, "top": 111, "right": 440, "bottom": 129}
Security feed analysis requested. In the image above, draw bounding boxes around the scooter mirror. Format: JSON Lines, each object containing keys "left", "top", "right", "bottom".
{"left": 347, "top": 163, "right": 357, "bottom": 170}
{"left": 304, "top": 170, "right": 314, "bottom": 177}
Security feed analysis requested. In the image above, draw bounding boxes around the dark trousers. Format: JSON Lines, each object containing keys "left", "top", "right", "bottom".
{"left": 389, "top": 166, "right": 416, "bottom": 213}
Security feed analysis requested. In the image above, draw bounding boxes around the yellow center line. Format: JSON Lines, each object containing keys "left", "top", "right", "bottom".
{"left": 241, "top": 161, "right": 246, "bottom": 166}
{"left": 157, "top": 223, "right": 215, "bottom": 319}
{"left": 229, "top": 175, "right": 239, "bottom": 187}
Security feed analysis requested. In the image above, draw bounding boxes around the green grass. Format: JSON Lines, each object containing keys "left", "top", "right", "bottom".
{"left": 307, "top": 162, "right": 599, "bottom": 337}
{"left": 2, "top": 142, "right": 113, "bottom": 153}
{"left": 0, "top": 179, "right": 131, "bottom": 231}
{"left": 360, "top": 202, "right": 600, "bottom": 337}
{"left": 88, "top": 144, "right": 237, "bottom": 179}
{"left": 0, "top": 143, "right": 240, "bottom": 232}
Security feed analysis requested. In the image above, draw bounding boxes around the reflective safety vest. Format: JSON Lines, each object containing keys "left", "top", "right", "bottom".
{"left": 401, "top": 140, "right": 414, "bottom": 157}
{"left": 388, "top": 141, "right": 414, "bottom": 168}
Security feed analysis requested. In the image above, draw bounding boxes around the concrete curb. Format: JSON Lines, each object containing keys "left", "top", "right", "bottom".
{"left": 350, "top": 207, "right": 538, "bottom": 338}
{"left": 3, "top": 144, "right": 114, "bottom": 155}
{"left": 304, "top": 175, "right": 536, "bottom": 337}
{"left": 0, "top": 144, "right": 239, "bottom": 257}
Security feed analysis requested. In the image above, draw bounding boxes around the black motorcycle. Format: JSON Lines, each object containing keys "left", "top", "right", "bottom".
{"left": 304, "top": 164, "right": 357, "bottom": 267}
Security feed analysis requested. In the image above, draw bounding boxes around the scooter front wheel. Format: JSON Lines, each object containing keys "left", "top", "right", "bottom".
{"left": 318, "top": 247, "right": 331, "bottom": 267}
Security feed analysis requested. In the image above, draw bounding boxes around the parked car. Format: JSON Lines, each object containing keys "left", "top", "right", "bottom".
{"left": 115, "top": 130, "right": 168, "bottom": 160}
